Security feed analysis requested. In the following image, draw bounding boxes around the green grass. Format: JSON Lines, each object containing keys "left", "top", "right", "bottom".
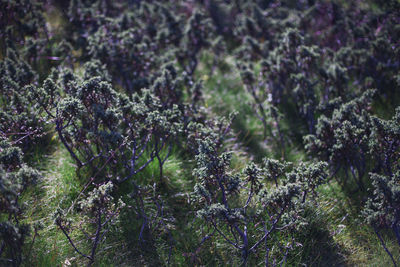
{"left": 316, "top": 181, "right": 400, "bottom": 266}
{"left": 21, "top": 142, "right": 85, "bottom": 266}
{"left": 19, "top": 61, "right": 399, "bottom": 267}
{"left": 13, "top": 16, "right": 399, "bottom": 265}
{"left": 197, "top": 51, "right": 310, "bottom": 164}
{"left": 22, "top": 140, "right": 140, "bottom": 266}
{"left": 197, "top": 52, "right": 273, "bottom": 162}
{"left": 193, "top": 49, "right": 400, "bottom": 266}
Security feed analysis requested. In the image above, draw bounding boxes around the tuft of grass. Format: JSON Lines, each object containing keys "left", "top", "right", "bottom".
{"left": 316, "top": 181, "right": 400, "bottom": 266}
{"left": 197, "top": 51, "right": 270, "bottom": 162}
{"left": 21, "top": 143, "right": 83, "bottom": 266}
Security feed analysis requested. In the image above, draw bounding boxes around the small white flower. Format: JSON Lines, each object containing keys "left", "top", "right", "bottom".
{"left": 63, "top": 258, "right": 71, "bottom": 266}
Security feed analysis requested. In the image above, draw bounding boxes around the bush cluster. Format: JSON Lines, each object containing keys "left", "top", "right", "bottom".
{"left": 0, "top": 0, "right": 399, "bottom": 266}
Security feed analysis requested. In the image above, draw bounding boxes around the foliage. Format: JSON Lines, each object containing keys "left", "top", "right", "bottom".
{"left": 0, "top": 49, "right": 45, "bottom": 150}
{"left": 0, "top": 138, "right": 41, "bottom": 266}
{"left": 304, "top": 89, "right": 376, "bottom": 189}
{"left": 1, "top": 0, "right": 400, "bottom": 266}
{"left": 54, "top": 181, "right": 125, "bottom": 266}
{"left": 191, "top": 137, "right": 327, "bottom": 265}
{"left": 362, "top": 108, "right": 400, "bottom": 266}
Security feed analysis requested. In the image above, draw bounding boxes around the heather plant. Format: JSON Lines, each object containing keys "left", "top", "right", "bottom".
{"left": 150, "top": 63, "right": 185, "bottom": 110}
{"left": 304, "top": 89, "right": 376, "bottom": 190}
{"left": 300, "top": 1, "right": 400, "bottom": 101}
{"left": 31, "top": 68, "right": 182, "bottom": 184}
{"left": 177, "top": 9, "right": 215, "bottom": 78}
{"left": 72, "top": 1, "right": 185, "bottom": 94}
{"left": 191, "top": 138, "right": 327, "bottom": 265}
{"left": 235, "top": 27, "right": 333, "bottom": 156}
{"left": 248, "top": 28, "right": 322, "bottom": 135}
{"left": 1, "top": 0, "right": 400, "bottom": 266}
{"left": 0, "top": 0, "right": 47, "bottom": 55}
{"left": 0, "top": 49, "right": 45, "bottom": 149}
{"left": 54, "top": 181, "right": 125, "bottom": 266}
{"left": 142, "top": 2, "right": 183, "bottom": 48}
{"left": 0, "top": 0, "right": 71, "bottom": 73}
{"left": 363, "top": 171, "right": 400, "bottom": 266}
{"left": 0, "top": 138, "right": 41, "bottom": 266}
{"left": 231, "top": 1, "right": 302, "bottom": 50}
{"left": 66, "top": 0, "right": 108, "bottom": 51}
{"left": 237, "top": 61, "right": 286, "bottom": 156}
{"left": 230, "top": 1, "right": 399, "bottom": 146}
{"left": 86, "top": 24, "right": 155, "bottom": 93}
{"left": 368, "top": 107, "right": 400, "bottom": 177}
{"left": 185, "top": 112, "right": 237, "bottom": 154}
{"left": 362, "top": 107, "right": 400, "bottom": 265}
